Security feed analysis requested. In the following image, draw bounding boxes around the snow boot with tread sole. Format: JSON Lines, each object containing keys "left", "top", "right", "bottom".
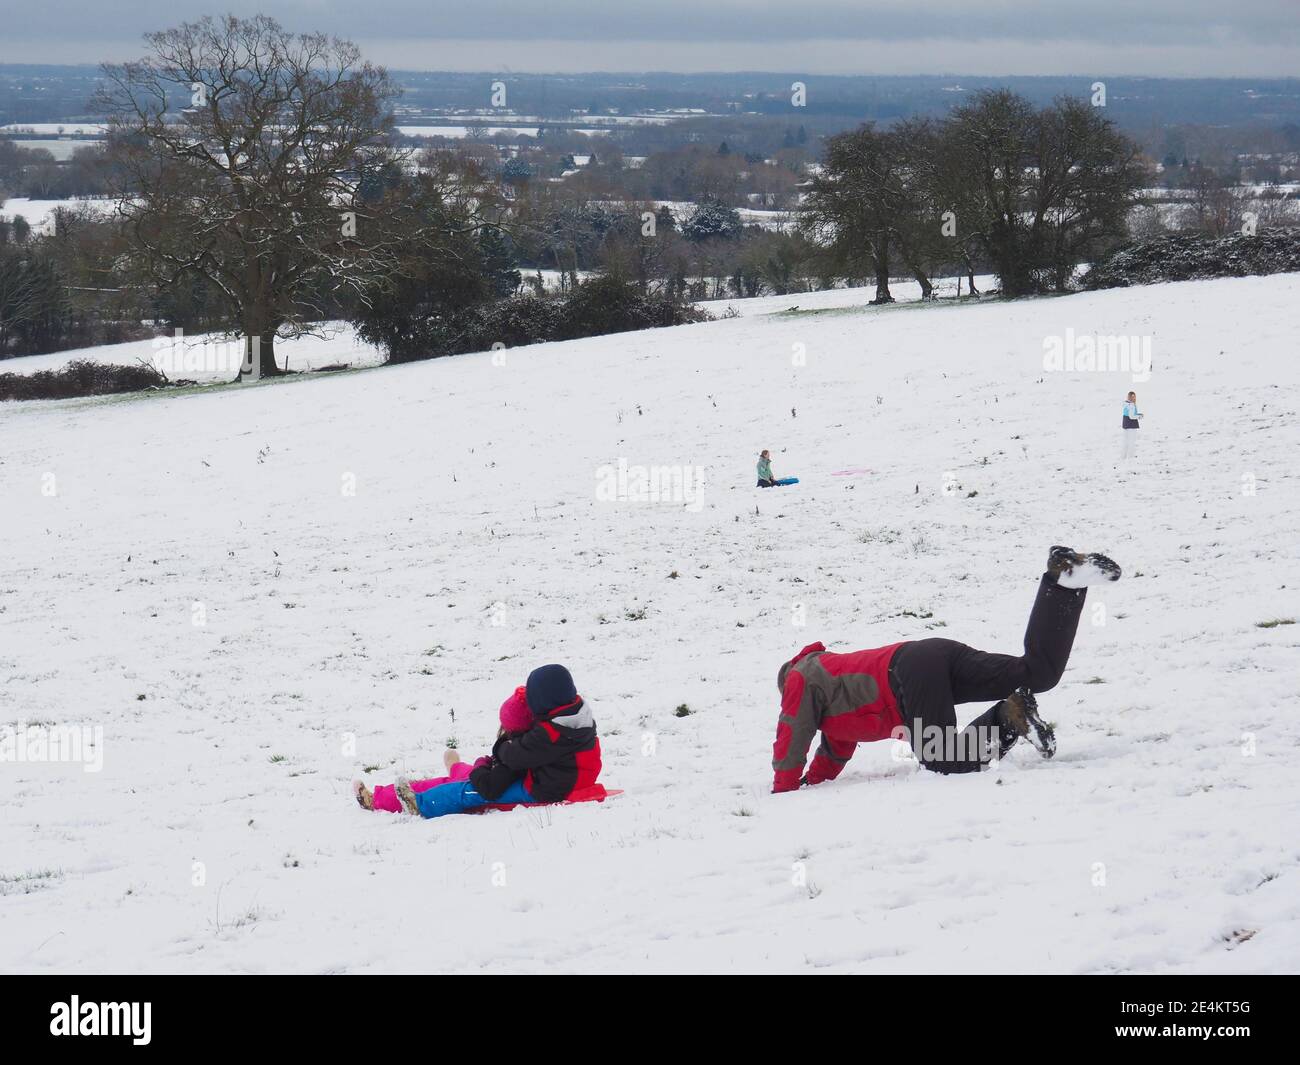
{"left": 394, "top": 777, "right": 421, "bottom": 816}
{"left": 1048, "top": 545, "right": 1122, "bottom": 589}
{"left": 999, "top": 687, "right": 1057, "bottom": 759}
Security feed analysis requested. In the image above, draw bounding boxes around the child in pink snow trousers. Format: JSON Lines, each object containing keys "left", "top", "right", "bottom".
{"left": 352, "top": 686, "right": 533, "bottom": 813}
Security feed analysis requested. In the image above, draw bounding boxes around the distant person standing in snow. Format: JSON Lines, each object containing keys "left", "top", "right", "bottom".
{"left": 769, "top": 546, "right": 1122, "bottom": 791}
{"left": 756, "top": 450, "right": 776, "bottom": 487}
{"left": 1121, "top": 391, "right": 1142, "bottom": 459}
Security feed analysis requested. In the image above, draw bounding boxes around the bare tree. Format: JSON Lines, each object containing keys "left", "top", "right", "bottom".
{"left": 98, "top": 14, "right": 403, "bottom": 377}
{"left": 799, "top": 123, "right": 908, "bottom": 304}
{"left": 941, "top": 91, "right": 1042, "bottom": 296}
{"left": 1180, "top": 164, "right": 1256, "bottom": 237}
{"left": 0, "top": 248, "right": 40, "bottom": 354}
{"left": 1252, "top": 185, "right": 1300, "bottom": 229}
{"left": 1036, "top": 97, "right": 1150, "bottom": 291}
{"left": 943, "top": 90, "right": 1145, "bottom": 295}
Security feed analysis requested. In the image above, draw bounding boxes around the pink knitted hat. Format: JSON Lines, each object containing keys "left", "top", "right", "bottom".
{"left": 498, "top": 686, "right": 533, "bottom": 733}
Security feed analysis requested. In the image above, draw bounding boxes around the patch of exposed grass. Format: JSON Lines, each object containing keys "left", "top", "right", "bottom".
{"left": 0, "top": 868, "right": 63, "bottom": 896}
{"left": 858, "top": 527, "right": 901, "bottom": 544}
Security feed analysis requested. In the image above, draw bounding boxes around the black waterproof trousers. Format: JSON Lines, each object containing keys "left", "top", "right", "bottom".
{"left": 890, "top": 574, "right": 1087, "bottom": 774}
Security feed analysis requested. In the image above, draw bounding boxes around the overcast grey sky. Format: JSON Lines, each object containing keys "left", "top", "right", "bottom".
{"left": 1, "top": 1, "right": 1297, "bottom": 76}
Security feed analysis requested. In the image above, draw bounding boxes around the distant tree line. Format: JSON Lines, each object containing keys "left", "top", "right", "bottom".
{"left": 801, "top": 90, "right": 1150, "bottom": 301}
{"left": 7, "top": 15, "right": 1300, "bottom": 376}
{"left": 0, "top": 138, "right": 116, "bottom": 200}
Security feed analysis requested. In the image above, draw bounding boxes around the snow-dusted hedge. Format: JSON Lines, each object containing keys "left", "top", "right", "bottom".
{"left": 0, "top": 358, "right": 169, "bottom": 401}
{"left": 378, "top": 276, "right": 711, "bottom": 364}
{"left": 1085, "top": 229, "right": 1300, "bottom": 289}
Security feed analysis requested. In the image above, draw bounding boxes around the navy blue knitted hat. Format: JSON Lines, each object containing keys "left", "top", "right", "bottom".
{"left": 524, "top": 664, "right": 578, "bottom": 716}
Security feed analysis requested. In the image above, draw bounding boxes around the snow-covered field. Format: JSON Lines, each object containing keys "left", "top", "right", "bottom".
{"left": 0, "top": 123, "right": 108, "bottom": 136}
{"left": 0, "top": 325, "right": 385, "bottom": 382}
{"left": 5, "top": 140, "right": 101, "bottom": 161}
{"left": 696, "top": 273, "right": 998, "bottom": 315}
{"left": 399, "top": 126, "right": 613, "bottom": 139}
{"left": 0, "top": 196, "right": 115, "bottom": 236}
{"left": 0, "top": 276, "right": 980, "bottom": 378}
{"left": 2, "top": 274, "right": 1298, "bottom": 974}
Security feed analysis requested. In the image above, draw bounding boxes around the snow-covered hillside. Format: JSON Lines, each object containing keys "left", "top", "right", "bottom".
{"left": 2, "top": 274, "right": 1298, "bottom": 974}
{"left": 0, "top": 324, "right": 384, "bottom": 382}
{"left": 0, "top": 196, "right": 115, "bottom": 237}
{"left": 0, "top": 275, "right": 988, "bottom": 379}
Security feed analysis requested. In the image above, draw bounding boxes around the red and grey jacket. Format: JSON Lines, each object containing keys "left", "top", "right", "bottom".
{"left": 472, "top": 697, "right": 602, "bottom": 803}
{"left": 772, "top": 641, "right": 906, "bottom": 793}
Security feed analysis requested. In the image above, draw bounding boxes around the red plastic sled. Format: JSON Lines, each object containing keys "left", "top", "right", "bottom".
{"left": 469, "top": 784, "right": 623, "bottom": 814}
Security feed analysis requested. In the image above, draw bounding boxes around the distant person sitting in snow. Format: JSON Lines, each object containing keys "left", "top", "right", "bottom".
{"left": 391, "top": 664, "right": 602, "bottom": 818}
{"left": 770, "top": 546, "right": 1122, "bottom": 791}
{"left": 353, "top": 686, "right": 534, "bottom": 813}
{"left": 757, "top": 449, "right": 777, "bottom": 487}
{"left": 1121, "top": 391, "right": 1142, "bottom": 460}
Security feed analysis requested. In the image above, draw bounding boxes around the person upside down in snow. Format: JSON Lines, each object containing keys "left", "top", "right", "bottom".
{"left": 356, "top": 664, "right": 602, "bottom": 817}
{"left": 771, "top": 546, "right": 1121, "bottom": 791}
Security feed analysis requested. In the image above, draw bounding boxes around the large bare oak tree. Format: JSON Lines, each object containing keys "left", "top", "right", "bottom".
{"left": 99, "top": 14, "right": 402, "bottom": 377}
